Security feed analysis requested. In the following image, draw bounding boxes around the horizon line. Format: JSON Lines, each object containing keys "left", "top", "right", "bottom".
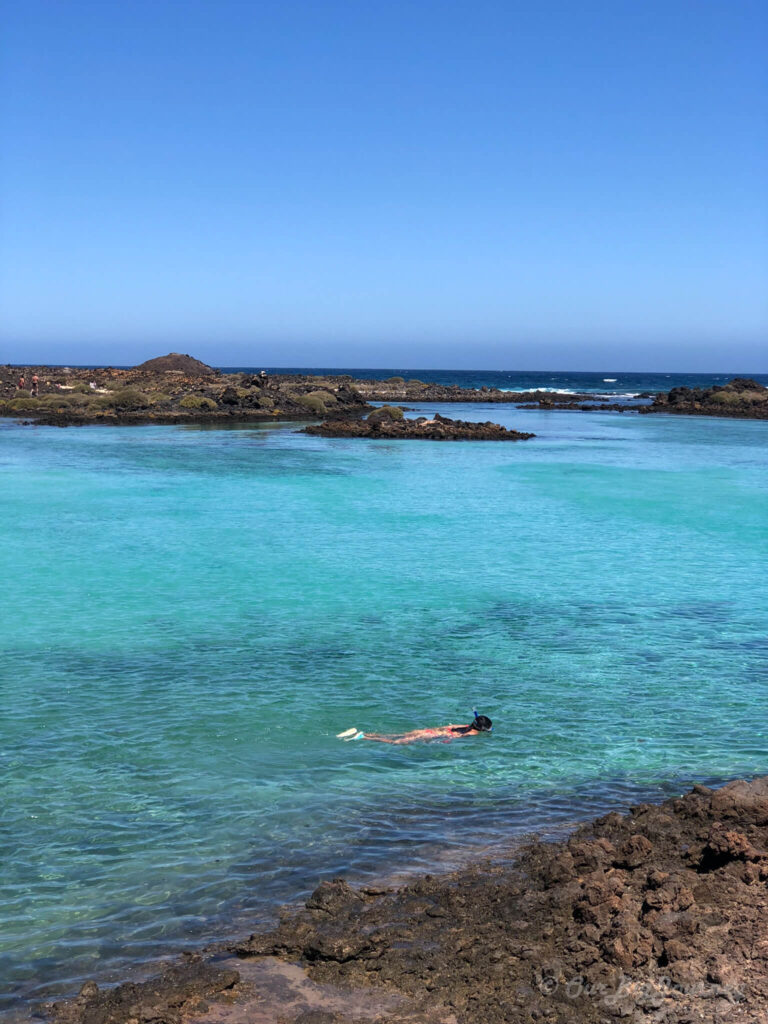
{"left": 4, "top": 361, "right": 767, "bottom": 376}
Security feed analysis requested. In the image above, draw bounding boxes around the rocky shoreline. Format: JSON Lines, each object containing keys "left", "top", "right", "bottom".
{"left": 2, "top": 359, "right": 766, "bottom": 425}
{"left": 302, "top": 407, "right": 536, "bottom": 441}
{"left": 0, "top": 358, "right": 372, "bottom": 427}
{"left": 43, "top": 776, "right": 768, "bottom": 1024}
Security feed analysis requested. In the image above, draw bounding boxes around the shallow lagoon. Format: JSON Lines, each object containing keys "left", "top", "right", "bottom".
{"left": 1, "top": 403, "right": 767, "bottom": 1011}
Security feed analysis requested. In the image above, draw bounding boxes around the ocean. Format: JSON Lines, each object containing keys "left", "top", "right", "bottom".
{"left": 1, "top": 370, "right": 767, "bottom": 1014}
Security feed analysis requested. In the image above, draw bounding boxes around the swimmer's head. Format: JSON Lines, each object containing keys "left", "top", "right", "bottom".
{"left": 471, "top": 715, "right": 493, "bottom": 732}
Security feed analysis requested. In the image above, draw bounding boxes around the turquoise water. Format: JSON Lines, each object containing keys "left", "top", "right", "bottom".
{"left": 1, "top": 403, "right": 767, "bottom": 1011}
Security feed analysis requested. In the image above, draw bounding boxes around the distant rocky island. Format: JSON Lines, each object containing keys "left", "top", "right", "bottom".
{"left": 1, "top": 358, "right": 766, "bottom": 425}
{"left": 303, "top": 406, "right": 535, "bottom": 441}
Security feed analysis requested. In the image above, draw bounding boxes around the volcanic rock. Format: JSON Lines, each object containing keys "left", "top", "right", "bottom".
{"left": 302, "top": 411, "right": 535, "bottom": 441}
{"left": 44, "top": 957, "right": 239, "bottom": 1024}
{"left": 227, "top": 778, "right": 768, "bottom": 1024}
{"left": 642, "top": 377, "right": 768, "bottom": 419}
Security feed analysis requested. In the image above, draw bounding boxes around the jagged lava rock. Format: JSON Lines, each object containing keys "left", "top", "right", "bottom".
{"left": 302, "top": 411, "right": 535, "bottom": 441}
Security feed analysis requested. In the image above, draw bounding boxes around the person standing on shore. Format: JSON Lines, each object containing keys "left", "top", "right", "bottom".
{"left": 31, "top": 374, "right": 39, "bottom": 396}
{"left": 18, "top": 374, "right": 25, "bottom": 390}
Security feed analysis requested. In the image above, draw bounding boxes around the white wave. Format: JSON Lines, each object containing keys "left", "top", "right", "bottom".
{"left": 498, "top": 387, "right": 577, "bottom": 395}
{"left": 593, "top": 392, "right": 642, "bottom": 400}
{"left": 603, "top": 378, "right": 617, "bottom": 382}
{"left": 496, "top": 387, "right": 645, "bottom": 400}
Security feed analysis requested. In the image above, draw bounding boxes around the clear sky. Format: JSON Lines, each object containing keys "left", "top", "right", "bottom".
{"left": 1, "top": 0, "right": 766, "bottom": 370}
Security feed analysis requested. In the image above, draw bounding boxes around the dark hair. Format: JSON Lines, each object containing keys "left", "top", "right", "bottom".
{"left": 473, "top": 715, "right": 492, "bottom": 732}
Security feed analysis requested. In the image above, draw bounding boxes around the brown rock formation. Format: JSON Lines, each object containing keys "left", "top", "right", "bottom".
{"left": 641, "top": 377, "right": 768, "bottom": 419}
{"left": 302, "top": 410, "right": 536, "bottom": 441}
{"left": 229, "top": 778, "right": 768, "bottom": 1023}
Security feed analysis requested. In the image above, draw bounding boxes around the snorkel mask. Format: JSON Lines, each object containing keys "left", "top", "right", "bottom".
{"left": 472, "top": 708, "right": 493, "bottom": 731}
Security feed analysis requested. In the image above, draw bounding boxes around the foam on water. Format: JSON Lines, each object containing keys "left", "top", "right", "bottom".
{"left": 499, "top": 387, "right": 578, "bottom": 395}
{"left": 0, "top": 400, "right": 767, "bottom": 1012}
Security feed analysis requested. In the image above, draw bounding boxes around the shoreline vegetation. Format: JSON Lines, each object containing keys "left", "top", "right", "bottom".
{"left": 44, "top": 776, "right": 768, "bottom": 1024}
{"left": 2, "top": 356, "right": 767, "bottom": 427}
{"left": 0, "top": 354, "right": 373, "bottom": 428}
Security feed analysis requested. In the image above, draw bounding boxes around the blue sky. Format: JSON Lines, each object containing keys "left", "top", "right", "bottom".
{"left": 1, "top": 0, "right": 766, "bottom": 370}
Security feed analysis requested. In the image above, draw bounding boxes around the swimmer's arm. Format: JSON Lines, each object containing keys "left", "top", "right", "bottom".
{"left": 442, "top": 724, "right": 474, "bottom": 740}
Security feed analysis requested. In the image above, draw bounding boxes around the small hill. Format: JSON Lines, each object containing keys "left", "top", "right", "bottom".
{"left": 133, "top": 353, "right": 215, "bottom": 374}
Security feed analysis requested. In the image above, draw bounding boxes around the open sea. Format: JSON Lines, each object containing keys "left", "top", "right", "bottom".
{"left": 1, "top": 369, "right": 767, "bottom": 1014}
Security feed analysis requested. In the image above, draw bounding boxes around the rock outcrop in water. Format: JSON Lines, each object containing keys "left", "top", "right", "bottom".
{"left": 302, "top": 410, "right": 536, "bottom": 441}
{"left": 45, "top": 777, "right": 768, "bottom": 1024}
{"left": 639, "top": 377, "right": 768, "bottom": 419}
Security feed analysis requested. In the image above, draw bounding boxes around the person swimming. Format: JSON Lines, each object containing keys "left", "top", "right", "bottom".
{"left": 337, "top": 710, "right": 493, "bottom": 744}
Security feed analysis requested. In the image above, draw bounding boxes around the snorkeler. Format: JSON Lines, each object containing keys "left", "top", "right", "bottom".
{"left": 337, "top": 710, "right": 493, "bottom": 744}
